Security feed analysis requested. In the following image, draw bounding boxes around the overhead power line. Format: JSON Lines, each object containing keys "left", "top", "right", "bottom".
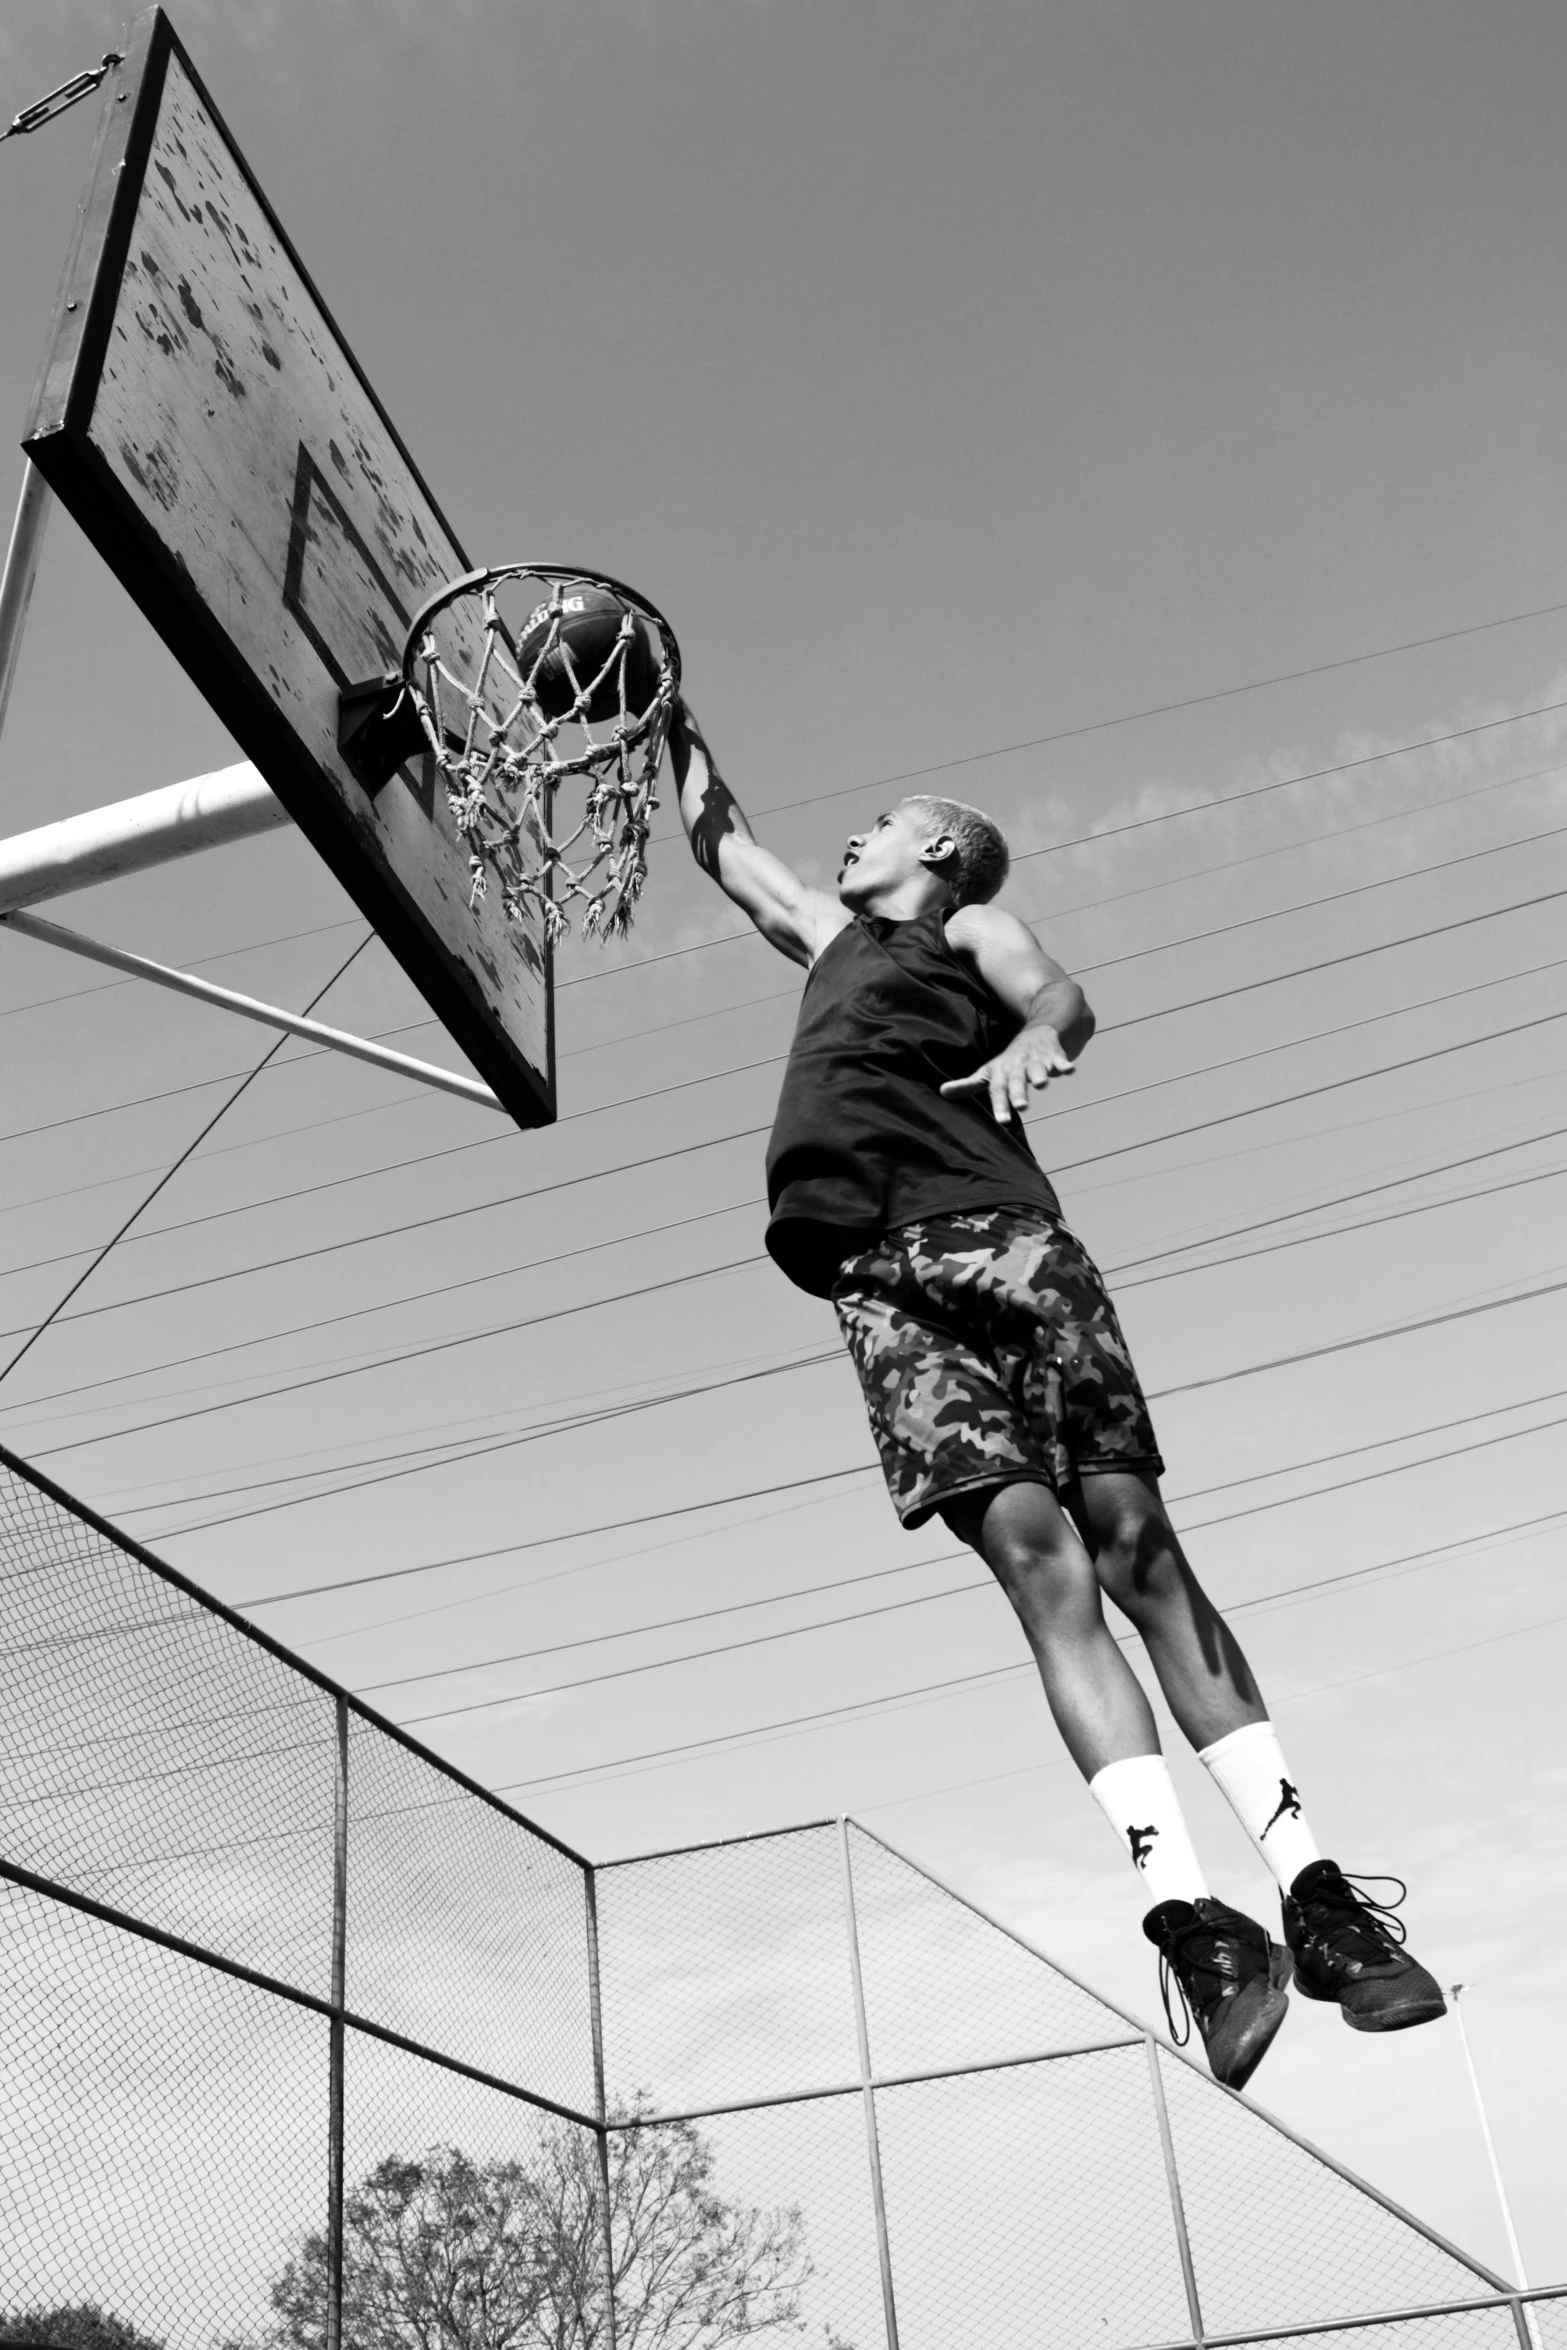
{"left": 20, "top": 991, "right": 1567, "bottom": 1472}
{"left": 355, "top": 1382, "right": 1567, "bottom": 1707}
{"left": 0, "top": 938, "right": 372, "bottom": 1393}
{"left": 6, "top": 831, "right": 1563, "bottom": 1329}
{"left": 229, "top": 1456, "right": 871, "bottom": 1607}
{"left": 18, "top": 1128, "right": 1565, "bottom": 1462}
{"left": 8, "top": 878, "right": 1562, "bottom": 1385}
{"left": 6, "top": 710, "right": 1562, "bottom": 1166}
{"left": 1039, "top": 1000, "right": 1567, "bottom": 1179}
{"left": 81, "top": 1140, "right": 1558, "bottom": 1532}
{"left": 398, "top": 1390, "right": 1567, "bottom": 1731}
{"left": 491, "top": 1595, "right": 1567, "bottom": 1801}
{"left": 140, "top": 1262, "right": 1567, "bottom": 1599}
{"left": 745, "top": 596, "right": 1567, "bottom": 818}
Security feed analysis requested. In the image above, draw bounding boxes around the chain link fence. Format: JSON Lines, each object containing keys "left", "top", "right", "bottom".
{"left": 1, "top": 1443, "right": 1558, "bottom": 2350}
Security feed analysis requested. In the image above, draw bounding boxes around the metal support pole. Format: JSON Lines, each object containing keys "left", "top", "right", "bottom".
{"left": 0, "top": 762, "right": 290, "bottom": 912}
{"left": 0, "top": 906, "right": 506, "bottom": 1111}
{"left": 584, "top": 1870, "right": 619, "bottom": 2350}
{"left": 325, "top": 1696, "right": 349, "bottom": 2350}
{"left": 1450, "top": 1987, "right": 1541, "bottom": 2350}
{"left": 838, "top": 1818, "right": 902, "bottom": 2350}
{"left": 1145, "top": 2033, "right": 1206, "bottom": 2347}
{"left": 0, "top": 462, "right": 51, "bottom": 753}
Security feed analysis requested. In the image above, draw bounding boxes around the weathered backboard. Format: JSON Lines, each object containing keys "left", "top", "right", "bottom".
{"left": 23, "top": 7, "right": 554, "bottom": 1127}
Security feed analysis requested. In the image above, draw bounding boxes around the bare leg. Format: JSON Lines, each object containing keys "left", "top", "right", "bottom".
{"left": 1070, "top": 1468, "right": 1267, "bottom": 1751}
{"left": 941, "top": 1479, "right": 1160, "bottom": 1777}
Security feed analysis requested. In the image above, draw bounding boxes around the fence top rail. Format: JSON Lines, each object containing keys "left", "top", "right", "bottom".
{"left": 0, "top": 1853, "right": 602, "bottom": 2130}
{"left": 848, "top": 1816, "right": 1513, "bottom": 2293}
{"left": 597, "top": 1816, "right": 841, "bottom": 1870}
{"left": 614, "top": 2032, "right": 1150, "bottom": 2131}
{"left": 0, "top": 1440, "right": 591, "bottom": 1873}
{"left": 1203, "top": 2286, "right": 1567, "bottom": 2346}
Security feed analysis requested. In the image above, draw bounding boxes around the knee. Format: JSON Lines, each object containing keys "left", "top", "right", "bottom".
{"left": 946, "top": 1483, "right": 1105, "bottom": 1627}
{"left": 986, "top": 1516, "right": 1101, "bottom": 1626}
{"left": 1092, "top": 1504, "right": 1188, "bottom": 1618}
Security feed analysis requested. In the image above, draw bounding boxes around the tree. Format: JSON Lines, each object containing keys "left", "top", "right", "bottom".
{"left": 261, "top": 2107, "right": 845, "bottom": 2350}
{"left": 0, "top": 2311, "right": 164, "bottom": 2350}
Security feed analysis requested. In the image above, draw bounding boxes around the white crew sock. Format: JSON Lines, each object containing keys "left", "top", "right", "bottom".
{"left": 1199, "top": 1720, "right": 1322, "bottom": 1891}
{"left": 1088, "top": 1752, "right": 1210, "bottom": 1911}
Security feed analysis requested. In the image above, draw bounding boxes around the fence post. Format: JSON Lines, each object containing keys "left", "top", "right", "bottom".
{"left": 584, "top": 1869, "right": 619, "bottom": 2350}
{"left": 325, "top": 1696, "right": 349, "bottom": 2350}
{"left": 1145, "top": 2034, "right": 1206, "bottom": 2348}
{"left": 838, "top": 1818, "right": 902, "bottom": 2350}
{"left": 0, "top": 461, "right": 51, "bottom": 755}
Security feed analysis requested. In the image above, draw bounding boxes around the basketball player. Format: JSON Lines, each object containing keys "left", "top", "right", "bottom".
{"left": 670, "top": 698, "right": 1444, "bottom": 2090}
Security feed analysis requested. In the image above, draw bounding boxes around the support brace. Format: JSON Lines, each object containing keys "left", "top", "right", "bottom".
{"left": 0, "top": 462, "right": 52, "bottom": 749}
{"left": 1, "top": 907, "right": 505, "bottom": 1113}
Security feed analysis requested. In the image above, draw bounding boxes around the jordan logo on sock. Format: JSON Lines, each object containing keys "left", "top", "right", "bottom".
{"left": 1260, "top": 1779, "right": 1301, "bottom": 1838}
{"left": 1128, "top": 1825, "right": 1159, "bottom": 1869}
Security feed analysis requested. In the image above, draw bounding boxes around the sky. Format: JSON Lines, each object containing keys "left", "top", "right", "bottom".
{"left": 1, "top": 0, "right": 1565, "bottom": 2301}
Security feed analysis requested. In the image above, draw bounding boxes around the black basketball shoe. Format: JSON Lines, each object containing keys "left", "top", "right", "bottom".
{"left": 1143, "top": 1897, "right": 1292, "bottom": 2092}
{"left": 1283, "top": 1860, "right": 1447, "bottom": 2033}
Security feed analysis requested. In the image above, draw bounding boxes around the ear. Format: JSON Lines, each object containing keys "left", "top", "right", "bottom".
{"left": 916, "top": 829, "right": 959, "bottom": 874}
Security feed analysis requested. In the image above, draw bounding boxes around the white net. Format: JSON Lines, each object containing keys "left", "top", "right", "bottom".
{"left": 404, "top": 565, "right": 680, "bottom": 944}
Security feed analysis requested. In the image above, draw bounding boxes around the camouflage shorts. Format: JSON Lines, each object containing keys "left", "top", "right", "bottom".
{"left": 832, "top": 1206, "right": 1164, "bottom": 1530}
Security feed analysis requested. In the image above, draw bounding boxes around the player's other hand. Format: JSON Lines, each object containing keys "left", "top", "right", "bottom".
{"left": 940, "top": 1027, "right": 1075, "bottom": 1124}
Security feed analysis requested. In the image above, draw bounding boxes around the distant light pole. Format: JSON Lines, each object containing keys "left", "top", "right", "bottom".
{"left": 1450, "top": 1984, "right": 1540, "bottom": 2350}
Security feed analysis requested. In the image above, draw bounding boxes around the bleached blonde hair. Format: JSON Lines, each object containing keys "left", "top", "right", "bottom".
{"left": 902, "top": 795, "right": 1010, "bottom": 906}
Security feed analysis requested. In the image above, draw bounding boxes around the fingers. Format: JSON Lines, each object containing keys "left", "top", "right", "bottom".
{"left": 940, "top": 1054, "right": 1076, "bottom": 1119}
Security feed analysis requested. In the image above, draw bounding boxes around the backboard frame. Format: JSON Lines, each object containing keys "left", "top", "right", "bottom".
{"left": 21, "top": 6, "right": 555, "bottom": 1127}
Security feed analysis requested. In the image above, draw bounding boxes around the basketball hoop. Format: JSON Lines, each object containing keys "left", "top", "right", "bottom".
{"left": 394, "top": 564, "right": 680, "bottom": 945}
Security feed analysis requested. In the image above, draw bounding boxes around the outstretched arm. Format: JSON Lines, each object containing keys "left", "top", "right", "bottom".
{"left": 940, "top": 902, "right": 1095, "bottom": 1124}
{"left": 669, "top": 700, "right": 842, "bottom": 968}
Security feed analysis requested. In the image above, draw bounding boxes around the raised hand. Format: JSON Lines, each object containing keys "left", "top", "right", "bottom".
{"left": 939, "top": 1025, "right": 1076, "bottom": 1124}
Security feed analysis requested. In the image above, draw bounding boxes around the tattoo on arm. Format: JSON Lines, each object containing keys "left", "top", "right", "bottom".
{"left": 690, "top": 773, "right": 744, "bottom": 879}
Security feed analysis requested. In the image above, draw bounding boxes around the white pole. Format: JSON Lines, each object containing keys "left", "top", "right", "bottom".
{"left": 0, "top": 906, "right": 506, "bottom": 1113}
{"left": 1450, "top": 1985, "right": 1541, "bottom": 2350}
{"left": 0, "top": 462, "right": 53, "bottom": 752}
{"left": 0, "top": 762, "right": 291, "bottom": 913}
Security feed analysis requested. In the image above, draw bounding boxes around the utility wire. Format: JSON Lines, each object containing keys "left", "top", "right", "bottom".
{"left": 1118, "top": 1157, "right": 1567, "bottom": 1292}
{"left": 395, "top": 1408, "right": 1567, "bottom": 1726}
{"left": 358, "top": 1382, "right": 1567, "bottom": 1702}
{"left": 494, "top": 1599, "right": 1567, "bottom": 1800}
{"left": 152, "top": 1262, "right": 1567, "bottom": 1596}
{"left": 18, "top": 1132, "right": 1564, "bottom": 1455}
{"left": 6, "top": 828, "right": 1564, "bottom": 1315}
{"left": 1112, "top": 1119, "right": 1567, "bottom": 1274}
{"left": 563, "top": 699, "right": 1567, "bottom": 984}
{"left": 22, "top": 995, "right": 1567, "bottom": 1470}
{"left": 16, "top": 1504, "right": 1563, "bottom": 1800}
{"left": 4, "top": 791, "right": 1561, "bottom": 1215}
{"left": 6, "top": 717, "right": 1562, "bottom": 1164}
{"left": 1039, "top": 1001, "right": 1567, "bottom": 1179}
{"left": 10, "top": 884, "right": 1563, "bottom": 1383}
{"left": 0, "top": 938, "right": 371, "bottom": 1391}
{"left": 58, "top": 1141, "right": 1566, "bottom": 1528}
{"left": 147, "top": 1351, "right": 843, "bottom": 1545}
{"left": 743, "top": 597, "right": 1567, "bottom": 819}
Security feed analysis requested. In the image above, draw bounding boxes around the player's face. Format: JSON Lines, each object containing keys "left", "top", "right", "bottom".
{"left": 837, "top": 805, "right": 931, "bottom": 903}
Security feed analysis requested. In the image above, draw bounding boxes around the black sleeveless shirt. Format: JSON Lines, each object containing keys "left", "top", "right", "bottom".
{"left": 764, "top": 910, "right": 1063, "bottom": 1296}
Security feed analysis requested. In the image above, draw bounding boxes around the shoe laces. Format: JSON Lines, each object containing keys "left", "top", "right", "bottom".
{"left": 1158, "top": 1949, "right": 1192, "bottom": 2048}
{"left": 1152, "top": 1913, "right": 1226, "bottom": 2048}
{"left": 1307, "top": 1870, "right": 1409, "bottom": 1957}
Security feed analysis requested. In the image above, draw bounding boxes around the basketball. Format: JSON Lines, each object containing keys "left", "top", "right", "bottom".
{"left": 516, "top": 584, "right": 659, "bottom": 722}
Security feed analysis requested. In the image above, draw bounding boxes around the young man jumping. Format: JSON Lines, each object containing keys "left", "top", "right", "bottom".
{"left": 670, "top": 699, "right": 1445, "bottom": 2091}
